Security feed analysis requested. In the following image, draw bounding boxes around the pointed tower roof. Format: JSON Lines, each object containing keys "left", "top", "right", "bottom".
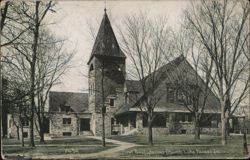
{"left": 87, "top": 10, "right": 126, "bottom": 64}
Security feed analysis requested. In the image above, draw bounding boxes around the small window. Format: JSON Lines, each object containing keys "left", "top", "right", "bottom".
{"left": 175, "top": 113, "right": 186, "bottom": 122}
{"left": 21, "top": 117, "right": 29, "bottom": 127}
{"left": 63, "top": 118, "right": 71, "bottom": 125}
{"left": 211, "top": 120, "right": 218, "bottom": 128}
{"left": 63, "top": 132, "right": 72, "bottom": 136}
{"left": 23, "top": 132, "right": 28, "bottom": 138}
{"left": 110, "top": 99, "right": 115, "bottom": 107}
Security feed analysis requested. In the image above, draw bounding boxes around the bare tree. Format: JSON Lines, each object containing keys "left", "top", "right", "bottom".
{"left": 119, "top": 13, "right": 173, "bottom": 146}
{"left": 184, "top": 0, "right": 250, "bottom": 145}
{"left": 0, "top": 0, "right": 29, "bottom": 140}
{"left": 172, "top": 27, "right": 217, "bottom": 140}
{"left": 35, "top": 30, "right": 74, "bottom": 143}
{"left": 2, "top": 1, "right": 56, "bottom": 147}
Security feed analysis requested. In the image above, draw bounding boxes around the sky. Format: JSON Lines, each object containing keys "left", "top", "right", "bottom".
{"left": 47, "top": 0, "right": 190, "bottom": 93}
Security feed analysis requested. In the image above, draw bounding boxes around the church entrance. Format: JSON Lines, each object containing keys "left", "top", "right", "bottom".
{"left": 80, "top": 118, "right": 90, "bottom": 131}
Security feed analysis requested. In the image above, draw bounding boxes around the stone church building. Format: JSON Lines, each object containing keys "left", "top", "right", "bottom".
{"left": 8, "top": 11, "right": 226, "bottom": 138}
{"left": 47, "top": 10, "right": 222, "bottom": 137}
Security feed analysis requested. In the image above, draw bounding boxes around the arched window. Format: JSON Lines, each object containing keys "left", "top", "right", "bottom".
{"left": 89, "top": 64, "right": 94, "bottom": 72}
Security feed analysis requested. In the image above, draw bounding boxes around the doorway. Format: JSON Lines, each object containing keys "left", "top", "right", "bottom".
{"left": 80, "top": 118, "right": 90, "bottom": 131}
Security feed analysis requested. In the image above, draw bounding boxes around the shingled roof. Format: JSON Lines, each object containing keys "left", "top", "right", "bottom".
{"left": 115, "top": 55, "right": 220, "bottom": 115}
{"left": 87, "top": 11, "right": 126, "bottom": 64}
{"left": 125, "top": 80, "right": 142, "bottom": 93}
{"left": 49, "top": 91, "right": 88, "bottom": 113}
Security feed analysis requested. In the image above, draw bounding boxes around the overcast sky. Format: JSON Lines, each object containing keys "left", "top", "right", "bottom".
{"left": 48, "top": 0, "right": 189, "bottom": 93}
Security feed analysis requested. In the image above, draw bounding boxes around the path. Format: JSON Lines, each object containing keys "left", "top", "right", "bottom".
{"left": 4, "top": 136, "right": 140, "bottom": 159}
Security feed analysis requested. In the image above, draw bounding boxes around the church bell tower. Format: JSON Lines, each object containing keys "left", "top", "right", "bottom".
{"left": 87, "top": 9, "right": 126, "bottom": 136}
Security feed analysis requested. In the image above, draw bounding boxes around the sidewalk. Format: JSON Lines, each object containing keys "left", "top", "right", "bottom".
{"left": 4, "top": 136, "right": 140, "bottom": 159}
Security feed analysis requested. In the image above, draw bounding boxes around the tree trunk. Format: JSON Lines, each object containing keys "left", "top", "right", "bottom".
{"left": 16, "top": 126, "right": 20, "bottom": 140}
{"left": 102, "top": 111, "right": 105, "bottom": 147}
{"left": 242, "top": 117, "right": 248, "bottom": 155}
{"left": 29, "top": 1, "right": 41, "bottom": 147}
{"left": 37, "top": 113, "right": 45, "bottom": 143}
{"left": 39, "top": 124, "right": 44, "bottom": 143}
{"left": 21, "top": 124, "right": 24, "bottom": 147}
{"left": 221, "top": 107, "right": 227, "bottom": 145}
{"left": 194, "top": 118, "right": 200, "bottom": 140}
{"left": 148, "top": 116, "right": 153, "bottom": 146}
{"left": 226, "top": 118, "right": 230, "bottom": 136}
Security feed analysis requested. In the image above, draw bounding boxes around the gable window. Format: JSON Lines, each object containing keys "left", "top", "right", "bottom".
{"left": 176, "top": 89, "right": 193, "bottom": 105}
{"left": 110, "top": 99, "right": 115, "bottom": 107}
{"left": 63, "top": 118, "right": 71, "bottom": 125}
{"left": 176, "top": 89, "right": 185, "bottom": 104}
{"left": 167, "top": 86, "right": 175, "bottom": 103}
{"left": 61, "top": 106, "right": 71, "bottom": 113}
{"left": 21, "top": 117, "right": 29, "bottom": 127}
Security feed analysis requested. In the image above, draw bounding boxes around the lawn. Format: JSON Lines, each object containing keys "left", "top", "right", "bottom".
{"left": 3, "top": 136, "right": 116, "bottom": 156}
{"left": 109, "top": 134, "right": 250, "bottom": 159}
{"left": 3, "top": 136, "right": 112, "bottom": 146}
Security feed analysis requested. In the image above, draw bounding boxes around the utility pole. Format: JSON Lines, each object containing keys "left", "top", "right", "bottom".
{"left": 101, "top": 63, "right": 106, "bottom": 147}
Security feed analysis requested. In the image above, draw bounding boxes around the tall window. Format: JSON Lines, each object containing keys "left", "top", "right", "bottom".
{"left": 90, "top": 83, "right": 95, "bottom": 95}
{"left": 110, "top": 99, "right": 115, "bottom": 107}
{"left": 176, "top": 89, "right": 185, "bottom": 104}
{"left": 63, "top": 118, "right": 71, "bottom": 125}
{"left": 89, "top": 64, "right": 94, "bottom": 71}
{"left": 21, "top": 117, "right": 29, "bottom": 127}
{"left": 166, "top": 87, "right": 175, "bottom": 103}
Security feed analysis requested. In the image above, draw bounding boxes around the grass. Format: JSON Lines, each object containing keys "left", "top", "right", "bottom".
{"left": 3, "top": 145, "right": 114, "bottom": 155}
{"left": 3, "top": 136, "right": 116, "bottom": 156}
{"left": 109, "top": 134, "right": 250, "bottom": 145}
{"left": 3, "top": 134, "right": 250, "bottom": 158}
{"left": 109, "top": 134, "right": 250, "bottom": 158}
{"left": 3, "top": 136, "right": 112, "bottom": 145}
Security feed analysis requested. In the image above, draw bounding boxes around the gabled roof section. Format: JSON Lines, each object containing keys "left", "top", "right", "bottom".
{"left": 49, "top": 91, "right": 89, "bottom": 113}
{"left": 87, "top": 11, "right": 126, "bottom": 64}
{"left": 115, "top": 55, "right": 220, "bottom": 115}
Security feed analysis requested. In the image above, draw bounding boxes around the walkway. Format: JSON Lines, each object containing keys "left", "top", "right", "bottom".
{"left": 4, "top": 136, "right": 140, "bottom": 159}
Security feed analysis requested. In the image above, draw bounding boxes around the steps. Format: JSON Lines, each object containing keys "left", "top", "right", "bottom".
{"left": 122, "top": 128, "right": 138, "bottom": 136}
{"left": 79, "top": 131, "right": 93, "bottom": 136}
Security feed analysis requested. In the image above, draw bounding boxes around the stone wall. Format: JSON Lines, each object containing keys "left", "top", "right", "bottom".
{"left": 134, "top": 112, "right": 221, "bottom": 135}
{"left": 49, "top": 113, "right": 78, "bottom": 137}
{"left": 91, "top": 112, "right": 112, "bottom": 136}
